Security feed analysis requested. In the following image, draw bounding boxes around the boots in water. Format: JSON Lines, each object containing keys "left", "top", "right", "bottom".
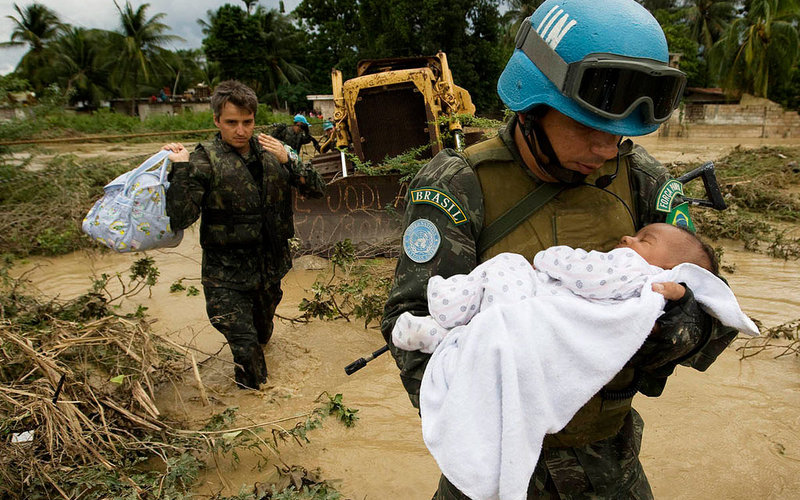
{"left": 232, "top": 345, "right": 268, "bottom": 389}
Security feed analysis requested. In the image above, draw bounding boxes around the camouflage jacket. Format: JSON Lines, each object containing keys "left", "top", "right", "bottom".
{"left": 166, "top": 133, "right": 325, "bottom": 290}
{"left": 381, "top": 118, "right": 737, "bottom": 494}
{"left": 271, "top": 123, "right": 313, "bottom": 154}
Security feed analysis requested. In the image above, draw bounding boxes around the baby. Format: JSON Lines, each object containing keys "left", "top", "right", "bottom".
{"left": 392, "top": 223, "right": 719, "bottom": 353}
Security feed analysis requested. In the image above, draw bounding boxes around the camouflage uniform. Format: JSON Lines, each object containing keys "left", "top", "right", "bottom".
{"left": 167, "top": 133, "right": 325, "bottom": 388}
{"left": 381, "top": 117, "right": 737, "bottom": 498}
{"left": 271, "top": 123, "right": 313, "bottom": 155}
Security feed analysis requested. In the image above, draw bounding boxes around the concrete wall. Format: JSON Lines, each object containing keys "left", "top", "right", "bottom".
{"left": 0, "top": 108, "right": 30, "bottom": 121}
{"left": 659, "top": 96, "right": 800, "bottom": 138}
{"left": 307, "top": 94, "right": 335, "bottom": 119}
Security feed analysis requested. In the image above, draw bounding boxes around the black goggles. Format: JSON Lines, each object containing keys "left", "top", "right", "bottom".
{"left": 515, "top": 20, "right": 686, "bottom": 124}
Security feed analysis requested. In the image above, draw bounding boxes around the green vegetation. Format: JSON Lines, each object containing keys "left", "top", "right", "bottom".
{"left": 4, "top": 0, "right": 797, "bottom": 119}
{"left": 298, "top": 239, "right": 393, "bottom": 328}
{"left": 202, "top": 4, "right": 306, "bottom": 108}
{"left": 0, "top": 259, "right": 354, "bottom": 499}
{"left": 668, "top": 145, "right": 800, "bottom": 260}
{"left": 0, "top": 153, "right": 136, "bottom": 256}
{"left": 0, "top": 103, "right": 291, "bottom": 143}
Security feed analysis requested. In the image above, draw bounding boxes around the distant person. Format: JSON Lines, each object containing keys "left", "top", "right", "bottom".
{"left": 161, "top": 80, "right": 326, "bottom": 389}
{"left": 319, "top": 120, "right": 336, "bottom": 153}
{"left": 271, "top": 114, "right": 319, "bottom": 156}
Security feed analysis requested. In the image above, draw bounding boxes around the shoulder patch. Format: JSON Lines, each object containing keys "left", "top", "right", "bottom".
{"left": 403, "top": 219, "right": 441, "bottom": 263}
{"left": 656, "top": 179, "right": 684, "bottom": 213}
{"left": 409, "top": 187, "right": 468, "bottom": 225}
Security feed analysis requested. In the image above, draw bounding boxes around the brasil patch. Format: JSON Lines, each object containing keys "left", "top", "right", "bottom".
{"left": 403, "top": 218, "right": 441, "bottom": 263}
{"left": 656, "top": 179, "right": 684, "bottom": 213}
{"left": 409, "top": 187, "right": 468, "bottom": 225}
{"left": 666, "top": 202, "right": 696, "bottom": 232}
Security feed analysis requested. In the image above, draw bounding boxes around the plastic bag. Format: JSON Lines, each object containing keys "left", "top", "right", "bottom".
{"left": 82, "top": 150, "right": 183, "bottom": 252}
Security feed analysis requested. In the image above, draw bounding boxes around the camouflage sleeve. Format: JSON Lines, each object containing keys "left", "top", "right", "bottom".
{"left": 165, "top": 147, "right": 212, "bottom": 230}
{"left": 628, "top": 144, "right": 737, "bottom": 396}
{"left": 381, "top": 149, "right": 484, "bottom": 408}
{"left": 281, "top": 146, "right": 325, "bottom": 199}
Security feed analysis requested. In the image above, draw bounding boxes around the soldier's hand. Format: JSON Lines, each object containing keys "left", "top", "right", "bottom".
{"left": 652, "top": 282, "right": 686, "bottom": 301}
{"left": 162, "top": 143, "right": 190, "bottom": 163}
{"left": 258, "top": 133, "right": 289, "bottom": 164}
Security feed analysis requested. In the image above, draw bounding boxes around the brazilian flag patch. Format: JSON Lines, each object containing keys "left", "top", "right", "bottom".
{"left": 666, "top": 202, "right": 696, "bottom": 232}
{"left": 409, "top": 187, "right": 468, "bottom": 225}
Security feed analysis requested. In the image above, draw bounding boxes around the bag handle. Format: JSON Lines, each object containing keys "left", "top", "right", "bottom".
{"left": 123, "top": 150, "right": 172, "bottom": 194}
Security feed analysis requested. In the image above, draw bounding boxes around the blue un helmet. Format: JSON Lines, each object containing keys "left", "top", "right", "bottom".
{"left": 322, "top": 120, "right": 334, "bottom": 131}
{"left": 497, "top": 0, "right": 686, "bottom": 137}
{"left": 293, "top": 114, "right": 310, "bottom": 126}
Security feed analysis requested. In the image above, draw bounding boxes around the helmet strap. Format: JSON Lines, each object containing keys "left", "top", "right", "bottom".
{"left": 520, "top": 112, "right": 586, "bottom": 185}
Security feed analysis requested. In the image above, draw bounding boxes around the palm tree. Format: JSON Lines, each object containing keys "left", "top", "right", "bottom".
{"left": 110, "top": 1, "right": 183, "bottom": 102}
{"left": 637, "top": 0, "right": 679, "bottom": 10}
{"left": 500, "top": 0, "right": 545, "bottom": 59}
{"left": 50, "top": 28, "right": 114, "bottom": 106}
{"left": 684, "top": 0, "right": 737, "bottom": 55}
{"left": 1, "top": 3, "right": 64, "bottom": 90}
{"left": 1, "top": 3, "right": 62, "bottom": 51}
{"left": 200, "top": 4, "right": 306, "bottom": 104}
{"left": 711, "top": 0, "right": 800, "bottom": 97}
{"left": 255, "top": 7, "right": 306, "bottom": 101}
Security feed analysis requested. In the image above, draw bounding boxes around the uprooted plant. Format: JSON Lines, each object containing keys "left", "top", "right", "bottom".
{"left": 735, "top": 317, "right": 799, "bottom": 360}
{"left": 0, "top": 261, "right": 356, "bottom": 499}
{"left": 297, "top": 239, "right": 393, "bottom": 328}
{"left": 668, "top": 146, "right": 800, "bottom": 260}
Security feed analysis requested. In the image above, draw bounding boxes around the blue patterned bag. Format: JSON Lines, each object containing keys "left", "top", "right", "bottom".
{"left": 82, "top": 150, "right": 183, "bottom": 252}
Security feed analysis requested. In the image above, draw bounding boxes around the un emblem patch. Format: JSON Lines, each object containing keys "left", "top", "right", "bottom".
{"left": 403, "top": 218, "right": 441, "bottom": 263}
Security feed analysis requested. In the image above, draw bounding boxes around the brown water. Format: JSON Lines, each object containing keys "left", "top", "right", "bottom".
{"left": 10, "top": 138, "right": 800, "bottom": 499}
{"left": 12, "top": 225, "right": 800, "bottom": 499}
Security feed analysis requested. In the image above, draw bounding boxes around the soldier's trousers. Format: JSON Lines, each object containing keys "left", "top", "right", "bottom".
{"left": 204, "top": 283, "right": 283, "bottom": 388}
{"left": 432, "top": 410, "right": 654, "bottom": 499}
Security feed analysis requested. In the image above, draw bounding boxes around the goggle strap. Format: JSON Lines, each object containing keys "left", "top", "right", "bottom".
{"left": 516, "top": 18, "right": 569, "bottom": 92}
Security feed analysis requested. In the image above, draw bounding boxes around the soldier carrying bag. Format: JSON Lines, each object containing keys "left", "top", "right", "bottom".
{"left": 82, "top": 150, "right": 183, "bottom": 252}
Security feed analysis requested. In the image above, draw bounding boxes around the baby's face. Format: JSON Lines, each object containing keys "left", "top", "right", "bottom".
{"left": 615, "top": 223, "right": 689, "bottom": 269}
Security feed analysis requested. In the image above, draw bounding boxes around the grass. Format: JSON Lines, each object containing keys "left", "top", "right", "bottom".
{"left": 0, "top": 104, "right": 294, "bottom": 143}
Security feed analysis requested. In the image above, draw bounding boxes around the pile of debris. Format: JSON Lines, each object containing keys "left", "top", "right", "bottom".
{"left": 0, "top": 279, "right": 191, "bottom": 497}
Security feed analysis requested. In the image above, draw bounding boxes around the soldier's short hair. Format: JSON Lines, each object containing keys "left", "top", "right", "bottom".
{"left": 210, "top": 80, "right": 258, "bottom": 117}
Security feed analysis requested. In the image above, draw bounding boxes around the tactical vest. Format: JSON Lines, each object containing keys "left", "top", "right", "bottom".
{"left": 198, "top": 137, "right": 293, "bottom": 251}
{"left": 463, "top": 136, "right": 640, "bottom": 447}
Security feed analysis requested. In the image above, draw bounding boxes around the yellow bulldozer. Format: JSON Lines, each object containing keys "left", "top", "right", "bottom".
{"left": 317, "top": 51, "right": 476, "bottom": 166}
{"left": 296, "top": 52, "right": 477, "bottom": 253}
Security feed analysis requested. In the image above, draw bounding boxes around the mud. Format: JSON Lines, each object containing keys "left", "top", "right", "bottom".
{"left": 9, "top": 137, "right": 800, "bottom": 499}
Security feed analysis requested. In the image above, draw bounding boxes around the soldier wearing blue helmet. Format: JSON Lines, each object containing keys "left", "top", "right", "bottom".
{"left": 381, "top": 0, "right": 737, "bottom": 497}
{"left": 271, "top": 113, "right": 318, "bottom": 155}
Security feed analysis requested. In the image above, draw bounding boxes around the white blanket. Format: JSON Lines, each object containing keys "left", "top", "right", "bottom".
{"left": 419, "top": 263, "right": 758, "bottom": 500}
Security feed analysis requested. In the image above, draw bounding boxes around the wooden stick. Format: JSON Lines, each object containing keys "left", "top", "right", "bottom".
{"left": 101, "top": 399, "right": 162, "bottom": 431}
{"left": 190, "top": 353, "right": 210, "bottom": 407}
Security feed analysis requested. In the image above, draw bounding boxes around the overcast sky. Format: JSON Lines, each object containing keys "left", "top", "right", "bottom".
{"left": 0, "top": 0, "right": 301, "bottom": 75}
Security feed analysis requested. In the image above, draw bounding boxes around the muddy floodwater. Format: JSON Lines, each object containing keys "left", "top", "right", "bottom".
{"left": 11, "top": 137, "right": 800, "bottom": 499}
